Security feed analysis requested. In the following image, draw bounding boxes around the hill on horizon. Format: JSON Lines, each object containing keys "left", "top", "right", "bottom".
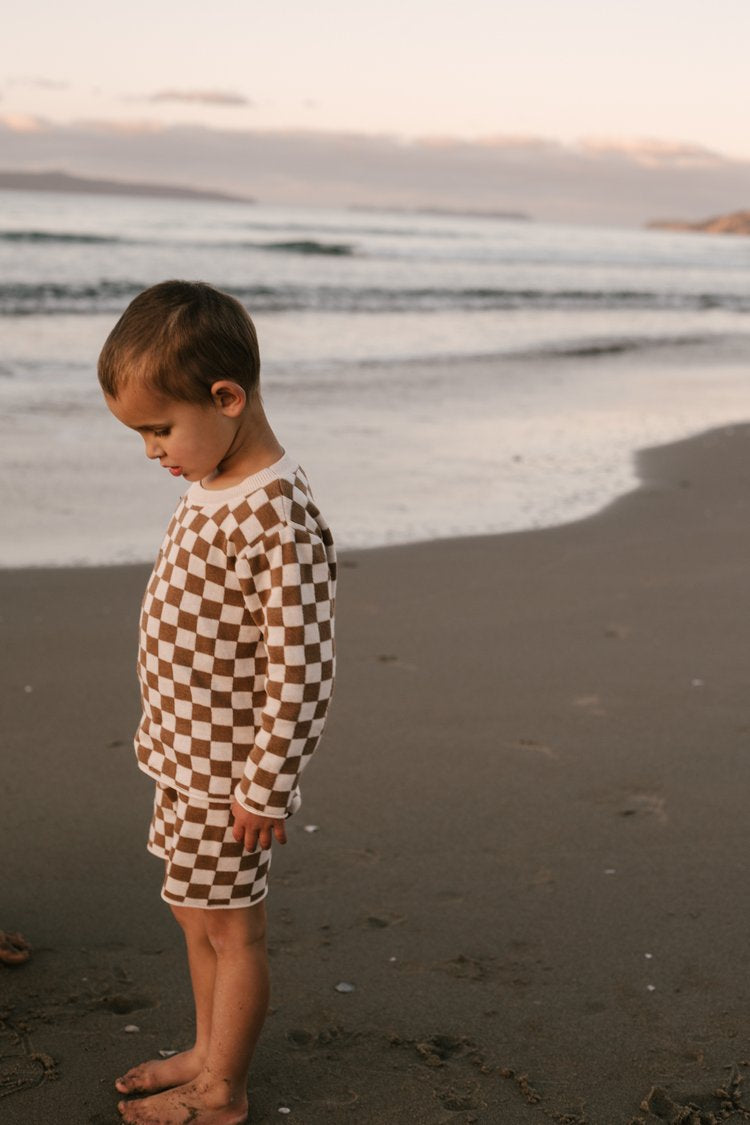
{"left": 0, "top": 169, "right": 253, "bottom": 205}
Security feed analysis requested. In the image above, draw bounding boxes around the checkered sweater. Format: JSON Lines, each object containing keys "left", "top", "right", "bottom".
{"left": 134, "top": 452, "right": 337, "bottom": 818}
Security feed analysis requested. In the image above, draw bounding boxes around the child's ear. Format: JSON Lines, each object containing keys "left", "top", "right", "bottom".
{"left": 210, "top": 381, "right": 246, "bottom": 416}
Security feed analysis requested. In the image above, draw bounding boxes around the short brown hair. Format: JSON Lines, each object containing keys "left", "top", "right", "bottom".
{"left": 97, "top": 280, "right": 261, "bottom": 403}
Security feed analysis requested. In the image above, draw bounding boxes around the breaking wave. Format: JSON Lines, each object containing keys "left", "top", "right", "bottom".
{"left": 0, "top": 230, "right": 124, "bottom": 245}
{"left": 2, "top": 280, "right": 748, "bottom": 317}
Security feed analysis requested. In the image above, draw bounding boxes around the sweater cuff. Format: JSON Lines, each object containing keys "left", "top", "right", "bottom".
{"left": 233, "top": 784, "right": 292, "bottom": 819}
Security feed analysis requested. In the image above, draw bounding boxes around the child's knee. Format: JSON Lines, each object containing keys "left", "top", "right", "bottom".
{"left": 204, "top": 901, "right": 267, "bottom": 955}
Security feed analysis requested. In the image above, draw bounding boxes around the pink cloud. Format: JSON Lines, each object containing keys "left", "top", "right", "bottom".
{"left": 149, "top": 89, "right": 251, "bottom": 107}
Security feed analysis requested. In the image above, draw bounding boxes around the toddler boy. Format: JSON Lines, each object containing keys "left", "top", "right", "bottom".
{"left": 98, "top": 280, "right": 337, "bottom": 1125}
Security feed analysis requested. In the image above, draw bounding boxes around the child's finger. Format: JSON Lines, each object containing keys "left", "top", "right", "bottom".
{"left": 273, "top": 821, "right": 287, "bottom": 845}
{"left": 244, "top": 828, "right": 259, "bottom": 852}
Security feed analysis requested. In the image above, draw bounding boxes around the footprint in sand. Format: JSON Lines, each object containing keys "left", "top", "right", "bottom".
{"left": 387, "top": 1031, "right": 496, "bottom": 1120}
{"left": 89, "top": 990, "right": 155, "bottom": 1017}
{"left": 376, "top": 653, "right": 418, "bottom": 671}
{"left": 604, "top": 622, "right": 632, "bottom": 639}
{"left": 434, "top": 954, "right": 493, "bottom": 982}
{"left": 437, "top": 1086, "right": 482, "bottom": 1111}
{"left": 286, "top": 1028, "right": 316, "bottom": 1048}
{"left": 531, "top": 865, "right": 555, "bottom": 888}
{"left": 416, "top": 1034, "right": 479, "bottom": 1067}
{"left": 0, "top": 1048, "right": 57, "bottom": 1098}
{"left": 639, "top": 1070, "right": 748, "bottom": 1122}
{"left": 365, "top": 912, "right": 405, "bottom": 929}
{"left": 619, "top": 791, "right": 667, "bottom": 823}
{"left": 344, "top": 847, "right": 381, "bottom": 865}
{"left": 499, "top": 1068, "right": 543, "bottom": 1106}
{"left": 286, "top": 1025, "right": 357, "bottom": 1053}
{"left": 322, "top": 1088, "right": 360, "bottom": 1108}
{"left": 510, "top": 737, "right": 557, "bottom": 760}
{"left": 572, "top": 693, "right": 607, "bottom": 717}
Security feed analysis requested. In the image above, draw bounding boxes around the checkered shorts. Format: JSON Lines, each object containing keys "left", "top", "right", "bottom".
{"left": 147, "top": 784, "right": 272, "bottom": 909}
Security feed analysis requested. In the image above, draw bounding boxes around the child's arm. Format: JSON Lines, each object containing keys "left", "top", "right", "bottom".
{"left": 234, "top": 523, "right": 336, "bottom": 820}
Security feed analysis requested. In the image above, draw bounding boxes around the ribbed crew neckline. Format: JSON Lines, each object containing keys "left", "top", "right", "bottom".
{"left": 186, "top": 451, "right": 296, "bottom": 506}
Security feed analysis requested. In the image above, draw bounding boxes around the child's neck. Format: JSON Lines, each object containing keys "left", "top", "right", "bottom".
{"left": 202, "top": 411, "right": 285, "bottom": 490}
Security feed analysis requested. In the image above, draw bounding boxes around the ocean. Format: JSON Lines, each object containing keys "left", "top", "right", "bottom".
{"left": 1, "top": 190, "right": 748, "bottom": 566}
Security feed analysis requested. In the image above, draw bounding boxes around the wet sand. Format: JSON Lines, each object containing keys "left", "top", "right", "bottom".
{"left": 2, "top": 422, "right": 750, "bottom": 1124}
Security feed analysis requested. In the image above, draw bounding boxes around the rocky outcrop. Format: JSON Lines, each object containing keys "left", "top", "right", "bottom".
{"left": 647, "top": 209, "right": 750, "bottom": 234}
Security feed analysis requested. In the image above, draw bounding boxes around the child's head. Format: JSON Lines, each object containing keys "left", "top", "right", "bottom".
{"left": 97, "top": 279, "right": 260, "bottom": 405}
{"left": 99, "top": 281, "right": 271, "bottom": 485}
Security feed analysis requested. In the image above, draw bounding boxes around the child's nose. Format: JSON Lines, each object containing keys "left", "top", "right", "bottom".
{"left": 144, "top": 436, "right": 164, "bottom": 460}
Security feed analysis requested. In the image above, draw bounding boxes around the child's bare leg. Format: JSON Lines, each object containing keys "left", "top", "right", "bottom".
{"left": 118, "top": 901, "right": 268, "bottom": 1125}
{"left": 115, "top": 905, "right": 216, "bottom": 1094}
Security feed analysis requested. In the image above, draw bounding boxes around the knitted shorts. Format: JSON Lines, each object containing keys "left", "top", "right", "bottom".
{"left": 147, "top": 784, "right": 271, "bottom": 909}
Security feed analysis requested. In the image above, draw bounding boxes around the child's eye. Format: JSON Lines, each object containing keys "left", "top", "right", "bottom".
{"left": 153, "top": 428, "right": 171, "bottom": 438}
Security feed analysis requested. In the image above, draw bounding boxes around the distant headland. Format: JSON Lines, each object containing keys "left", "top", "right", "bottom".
{"left": 0, "top": 169, "right": 253, "bottom": 205}
{"left": 350, "top": 204, "right": 531, "bottom": 221}
{"left": 647, "top": 209, "right": 750, "bottom": 235}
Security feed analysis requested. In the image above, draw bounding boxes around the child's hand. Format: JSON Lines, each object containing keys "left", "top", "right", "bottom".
{"left": 230, "top": 800, "right": 288, "bottom": 851}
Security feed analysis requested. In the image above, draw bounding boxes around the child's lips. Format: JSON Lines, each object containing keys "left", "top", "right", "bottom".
{"left": 165, "top": 466, "right": 183, "bottom": 476}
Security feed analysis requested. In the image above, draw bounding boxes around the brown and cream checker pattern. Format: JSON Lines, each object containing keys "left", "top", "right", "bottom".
{"left": 148, "top": 783, "right": 271, "bottom": 908}
{"left": 135, "top": 459, "right": 337, "bottom": 820}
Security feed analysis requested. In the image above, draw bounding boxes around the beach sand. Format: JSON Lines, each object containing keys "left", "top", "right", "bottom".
{"left": 2, "top": 422, "right": 750, "bottom": 1124}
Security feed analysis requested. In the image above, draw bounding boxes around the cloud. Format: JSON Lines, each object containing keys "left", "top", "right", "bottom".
{"left": 472, "top": 134, "right": 563, "bottom": 152}
{"left": 0, "top": 117, "right": 748, "bottom": 226}
{"left": 579, "top": 136, "right": 727, "bottom": 169}
{"left": 82, "top": 117, "right": 166, "bottom": 135}
{"left": 148, "top": 89, "right": 251, "bottom": 107}
{"left": 0, "top": 112, "right": 48, "bottom": 133}
{"left": 6, "top": 76, "right": 70, "bottom": 91}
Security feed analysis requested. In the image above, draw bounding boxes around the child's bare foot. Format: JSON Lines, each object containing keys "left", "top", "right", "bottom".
{"left": 0, "top": 930, "right": 31, "bottom": 965}
{"left": 115, "top": 1049, "right": 205, "bottom": 1095}
{"left": 117, "top": 1076, "right": 248, "bottom": 1124}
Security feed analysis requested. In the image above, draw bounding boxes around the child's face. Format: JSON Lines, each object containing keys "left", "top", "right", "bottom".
{"left": 105, "top": 379, "right": 240, "bottom": 483}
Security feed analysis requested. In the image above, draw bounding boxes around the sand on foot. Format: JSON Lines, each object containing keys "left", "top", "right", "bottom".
{"left": 115, "top": 1049, "right": 205, "bottom": 1095}
{"left": 117, "top": 1077, "right": 248, "bottom": 1125}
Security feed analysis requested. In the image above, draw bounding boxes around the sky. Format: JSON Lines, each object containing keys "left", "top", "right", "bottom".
{"left": 3, "top": 0, "right": 750, "bottom": 222}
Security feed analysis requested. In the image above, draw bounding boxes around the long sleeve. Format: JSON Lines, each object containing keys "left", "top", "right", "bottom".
{"left": 233, "top": 522, "right": 336, "bottom": 817}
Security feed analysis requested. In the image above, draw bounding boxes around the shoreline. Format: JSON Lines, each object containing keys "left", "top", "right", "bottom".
{"left": 3, "top": 400, "right": 750, "bottom": 571}
{"left": 3, "top": 421, "right": 750, "bottom": 1122}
